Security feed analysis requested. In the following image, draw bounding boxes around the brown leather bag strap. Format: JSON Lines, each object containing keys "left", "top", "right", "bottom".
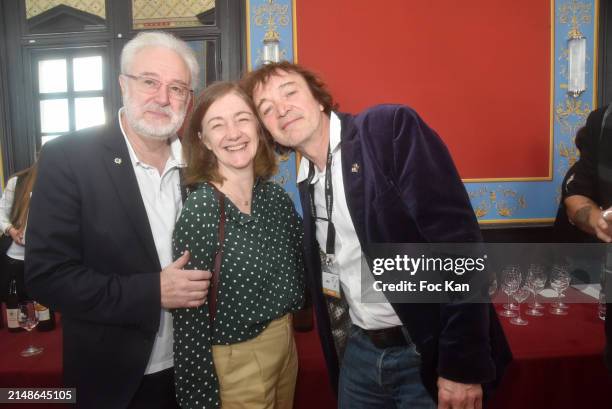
{"left": 208, "top": 184, "right": 226, "bottom": 325}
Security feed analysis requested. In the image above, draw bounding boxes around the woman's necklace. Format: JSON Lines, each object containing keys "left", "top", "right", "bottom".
{"left": 224, "top": 190, "right": 252, "bottom": 208}
{"left": 236, "top": 198, "right": 250, "bottom": 206}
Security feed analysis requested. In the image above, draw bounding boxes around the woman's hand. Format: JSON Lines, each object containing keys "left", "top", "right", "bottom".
{"left": 7, "top": 226, "right": 24, "bottom": 245}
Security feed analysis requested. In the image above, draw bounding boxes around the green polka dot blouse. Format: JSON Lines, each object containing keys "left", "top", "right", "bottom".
{"left": 172, "top": 180, "right": 305, "bottom": 409}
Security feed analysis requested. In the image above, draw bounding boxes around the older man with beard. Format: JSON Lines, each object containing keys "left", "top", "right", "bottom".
{"left": 25, "top": 32, "right": 210, "bottom": 409}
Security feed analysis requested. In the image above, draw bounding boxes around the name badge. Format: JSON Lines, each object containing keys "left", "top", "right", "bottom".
{"left": 321, "top": 251, "right": 341, "bottom": 299}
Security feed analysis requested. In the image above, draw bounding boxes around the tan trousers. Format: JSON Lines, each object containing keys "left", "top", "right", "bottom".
{"left": 212, "top": 314, "right": 298, "bottom": 409}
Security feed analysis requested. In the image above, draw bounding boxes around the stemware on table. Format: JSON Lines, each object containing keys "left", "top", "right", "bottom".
{"left": 510, "top": 286, "right": 530, "bottom": 326}
{"left": 17, "top": 301, "right": 44, "bottom": 357}
{"left": 526, "top": 264, "right": 546, "bottom": 317}
{"left": 500, "top": 266, "right": 521, "bottom": 318}
{"left": 550, "top": 265, "right": 571, "bottom": 316}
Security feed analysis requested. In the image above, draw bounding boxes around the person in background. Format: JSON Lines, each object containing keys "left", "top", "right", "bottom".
{"left": 560, "top": 105, "right": 612, "bottom": 374}
{"left": 0, "top": 162, "right": 37, "bottom": 304}
{"left": 172, "top": 81, "right": 304, "bottom": 409}
{"left": 25, "top": 31, "right": 210, "bottom": 409}
{"left": 242, "top": 62, "right": 511, "bottom": 409}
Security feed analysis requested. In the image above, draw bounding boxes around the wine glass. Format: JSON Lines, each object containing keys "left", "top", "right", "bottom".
{"left": 526, "top": 264, "right": 546, "bottom": 317}
{"left": 500, "top": 266, "right": 520, "bottom": 317}
{"left": 550, "top": 265, "right": 571, "bottom": 316}
{"left": 18, "top": 301, "right": 44, "bottom": 357}
{"left": 503, "top": 266, "right": 521, "bottom": 311}
{"left": 510, "top": 286, "right": 530, "bottom": 325}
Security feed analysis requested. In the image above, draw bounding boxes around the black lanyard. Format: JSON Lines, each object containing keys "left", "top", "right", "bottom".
{"left": 307, "top": 144, "right": 336, "bottom": 256}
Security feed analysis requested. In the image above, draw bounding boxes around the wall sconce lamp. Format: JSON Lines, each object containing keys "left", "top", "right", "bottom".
{"left": 567, "top": 20, "right": 586, "bottom": 98}
{"left": 262, "top": 25, "right": 281, "bottom": 64}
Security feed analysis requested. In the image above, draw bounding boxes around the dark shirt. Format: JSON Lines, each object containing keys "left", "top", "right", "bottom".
{"left": 172, "top": 180, "right": 304, "bottom": 408}
{"left": 560, "top": 105, "right": 612, "bottom": 373}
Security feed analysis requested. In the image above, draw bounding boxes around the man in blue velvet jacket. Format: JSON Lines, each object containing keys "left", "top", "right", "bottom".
{"left": 243, "top": 62, "right": 510, "bottom": 409}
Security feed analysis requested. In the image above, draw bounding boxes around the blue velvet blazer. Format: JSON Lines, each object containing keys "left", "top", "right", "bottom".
{"left": 298, "top": 104, "right": 512, "bottom": 400}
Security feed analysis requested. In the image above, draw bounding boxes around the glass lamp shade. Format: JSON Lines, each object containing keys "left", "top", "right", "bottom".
{"left": 262, "top": 40, "right": 280, "bottom": 64}
{"left": 567, "top": 36, "right": 586, "bottom": 97}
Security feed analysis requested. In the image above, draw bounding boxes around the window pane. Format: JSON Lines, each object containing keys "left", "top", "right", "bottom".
{"left": 39, "top": 59, "right": 67, "bottom": 93}
{"left": 41, "top": 134, "right": 62, "bottom": 145}
{"left": 75, "top": 97, "right": 105, "bottom": 130}
{"left": 73, "top": 56, "right": 103, "bottom": 91}
{"left": 40, "top": 99, "right": 69, "bottom": 133}
{"left": 132, "top": 0, "right": 215, "bottom": 29}
{"left": 184, "top": 40, "right": 216, "bottom": 90}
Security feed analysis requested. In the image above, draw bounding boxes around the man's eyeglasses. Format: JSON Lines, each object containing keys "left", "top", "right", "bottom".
{"left": 123, "top": 74, "right": 192, "bottom": 101}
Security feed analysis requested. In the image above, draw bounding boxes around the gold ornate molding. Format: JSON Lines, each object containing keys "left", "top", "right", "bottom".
{"left": 558, "top": 0, "right": 591, "bottom": 29}
{"left": 253, "top": 0, "right": 289, "bottom": 65}
{"left": 26, "top": 0, "right": 105, "bottom": 19}
{"left": 554, "top": 97, "right": 590, "bottom": 134}
{"left": 253, "top": 0, "right": 290, "bottom": 29}
{"left": 558, "top": 140, "right": 580, "bottom": 168}
{"left": 470, "top": 186, "right": 527, "bottom": 218}
{"left": 132, "top": 0, "right": 214, "bottom": 29}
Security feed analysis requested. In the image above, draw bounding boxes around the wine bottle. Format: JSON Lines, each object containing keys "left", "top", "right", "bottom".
{"left": 35, "top": 302, "right": 56, "bottom": 331}
{"left": 6, "top": 273, "right": 22, "bottom": 332}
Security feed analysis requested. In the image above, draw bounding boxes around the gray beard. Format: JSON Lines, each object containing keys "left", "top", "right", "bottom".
{"left": 123, "top": 94, "right": 186, "bottom": 141}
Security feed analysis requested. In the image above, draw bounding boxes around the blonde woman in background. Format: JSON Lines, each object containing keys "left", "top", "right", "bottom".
{"left": 0, "top": 163, "right": 37, "bottom": 307}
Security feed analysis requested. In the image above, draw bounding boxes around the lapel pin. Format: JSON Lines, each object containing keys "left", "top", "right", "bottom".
{"left": 351, "top": 163, "right": 360, "bottom": 173}
{"left": 114, "top": 157, "right": 122, "bottom": 165}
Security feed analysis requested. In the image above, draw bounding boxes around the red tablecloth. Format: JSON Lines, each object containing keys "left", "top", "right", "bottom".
{"left": 0, "top": 312, "right": 333, "bottom": 409}
{"left": 487, "top": 291, "right": 612, "bottom": 409}
{"left": 0, "top": 312, "right": 69, "bottom": 408}
{"left": 293, "top": 300, "right": 612, "bottom": 409}
{"left": 0, "top": 299, "right": 609, "bottom": 409}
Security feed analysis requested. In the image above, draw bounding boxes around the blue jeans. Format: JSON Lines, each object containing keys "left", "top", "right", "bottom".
{"left": 338, "top": 326, "right": 436, "bottom": 409}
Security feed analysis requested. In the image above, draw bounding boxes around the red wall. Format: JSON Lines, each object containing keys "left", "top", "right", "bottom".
{"left": 296, "top": 1, "right": 551, "bottom": 179}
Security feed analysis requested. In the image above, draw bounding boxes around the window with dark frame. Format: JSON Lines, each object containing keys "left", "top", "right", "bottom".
{"left": 0, "top": 0, "right": 243, "bottom": 177}
{"left": 34, "top": 49, "right": 108, "bottom": 146}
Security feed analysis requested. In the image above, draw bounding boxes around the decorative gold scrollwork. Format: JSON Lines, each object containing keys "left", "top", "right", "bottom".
{"left": 26, "top": 0, "right": 106, "bottom": 19}
{"left": 253, "top": 0, "right": 290, "bottom": 29}
{"left": 272, "top": 166, "right": 290, "bottom": 187}
{"left": 469, "top": 186, "right": 527, "bottom": 218}
{"left": 555, "top": 97, "right": 590, "bottom": 134}
{"left": 558, "top": 0, "right": 591, "bottom": 27}
{"left": 558, "top": 141, "right": 579, "bottom": 168}
{"left": 474, "top": 200, "right": 490, "bottom": 218}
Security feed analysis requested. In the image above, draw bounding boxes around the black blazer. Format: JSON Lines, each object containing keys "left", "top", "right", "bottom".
{"left": 299, "top": 106, "right": 511, "bottom": 399}
{"left": 25, "top": 119, "right": 165, "bottom": 409}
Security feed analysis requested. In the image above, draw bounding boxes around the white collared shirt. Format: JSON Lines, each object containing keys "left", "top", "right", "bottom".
{"left": 297, "top": 112, "right": 402, "bottom": 330}
{"left": 0, "top": 176, "right": 25, "bottom": 260}
{"left": 119, "top": 108, "right": 185, "bottom": 374}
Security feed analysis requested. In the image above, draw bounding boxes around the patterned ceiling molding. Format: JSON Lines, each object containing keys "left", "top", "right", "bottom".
{"left": 25, "top": 0, "right": 105, "bottom": 19}
{"left": 132, "top": 0, "right": 215, "bottom": 30}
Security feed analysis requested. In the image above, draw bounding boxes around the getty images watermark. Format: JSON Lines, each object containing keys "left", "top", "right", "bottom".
{"left": 360, "top": 243, "right": 612, "bottom": 304}
{"left": 371, "top": 253, "right": 487, "bottom": 293}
